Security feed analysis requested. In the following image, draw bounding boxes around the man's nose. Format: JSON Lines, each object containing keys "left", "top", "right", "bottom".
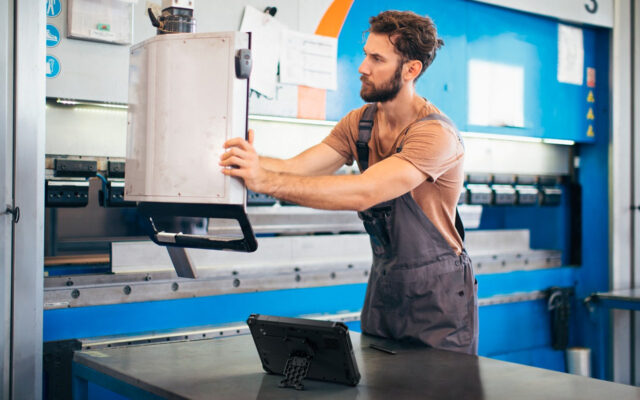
{"left": 358, "top": 59, "right": 369, "bottom": 75}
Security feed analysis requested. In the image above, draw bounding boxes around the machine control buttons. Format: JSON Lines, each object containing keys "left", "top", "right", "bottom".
{"left": 467, "top": 184, "right": 493, "bottom": 205}
{"left": 492, "top": 185, "right": 517, "bottom": 205}
{"left": 458, "top": 190, "right": 468, "bottom": 205}
{"left": 99, "top": 181, "right": 135, "bottom": 208}
{"left": 541, "top": 187, "right": 563, "bottom": 206}
{"left": 515, "top": 186, "right": 539, "bottom": 205}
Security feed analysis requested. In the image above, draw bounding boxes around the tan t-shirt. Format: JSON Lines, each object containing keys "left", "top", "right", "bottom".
{"left": 322, "top": 100, "right": 464, "bottom": 254}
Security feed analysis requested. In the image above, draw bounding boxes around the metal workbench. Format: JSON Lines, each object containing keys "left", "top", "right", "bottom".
{"left": 72, "top": 332, "right": 640, "bottom": 399}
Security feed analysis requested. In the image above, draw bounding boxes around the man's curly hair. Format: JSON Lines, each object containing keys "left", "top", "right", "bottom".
{"left": 368, "top": 11, "right": 444, "bottom": 81}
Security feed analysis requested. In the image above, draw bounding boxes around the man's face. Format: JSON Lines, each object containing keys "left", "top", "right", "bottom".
{"left": 358, "top": 32, "right": 405, "bottom": 103}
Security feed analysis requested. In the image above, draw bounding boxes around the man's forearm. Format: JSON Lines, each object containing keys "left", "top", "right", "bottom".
{"left": 260, "top": 170, "right": 372, "bottom": 211}
{"left": 259, "top": 156, "right": 290, "bottom": 173}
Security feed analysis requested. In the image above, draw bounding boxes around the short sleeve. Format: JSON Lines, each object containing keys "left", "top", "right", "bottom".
{"left": 392, "top": 120, "right": 463, "bottom": 182}
{"left": 322, "top": 110, "right": 360, "bottom": 166}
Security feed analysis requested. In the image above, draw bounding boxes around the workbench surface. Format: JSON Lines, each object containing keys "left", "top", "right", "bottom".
{"left": 73, "top": 332, "right": 640, "bottom": 399}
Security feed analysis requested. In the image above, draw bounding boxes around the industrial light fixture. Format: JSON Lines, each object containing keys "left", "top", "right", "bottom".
{"left": 462, "top": 131, "right": 575, "bottom": 146}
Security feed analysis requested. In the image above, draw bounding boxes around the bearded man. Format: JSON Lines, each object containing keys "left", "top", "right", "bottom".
{"left": 220, "top": 10, "right": 478, "bottom": 354}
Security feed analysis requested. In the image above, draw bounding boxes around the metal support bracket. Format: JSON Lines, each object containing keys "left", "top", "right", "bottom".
{"left": 166, "top": 247, "right": 197, "bottom": 279}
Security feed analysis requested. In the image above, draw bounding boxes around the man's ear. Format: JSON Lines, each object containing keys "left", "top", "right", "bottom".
{"left": 404, "top": 60, "right": 423, "bottom": 81}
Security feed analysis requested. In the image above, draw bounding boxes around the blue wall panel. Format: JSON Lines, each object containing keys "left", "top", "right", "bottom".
{"left": 478, "top": 300, "right": 555, "bottom": 356}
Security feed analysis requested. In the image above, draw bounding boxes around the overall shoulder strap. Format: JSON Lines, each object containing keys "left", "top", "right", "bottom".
{"left": 415, "top": 113, "right": 466, "bottom": 242}
{"left": 356, "top": 103, "right": 377, "bottom": 172}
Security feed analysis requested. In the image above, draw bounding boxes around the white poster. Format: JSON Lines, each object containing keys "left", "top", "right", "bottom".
{"left": 557, "top": 24, "right": 584, "bottom": 86}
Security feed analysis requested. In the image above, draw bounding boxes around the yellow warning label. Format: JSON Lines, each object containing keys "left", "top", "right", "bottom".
{"left": 587, "top": 125, "right": 595, "bottom": 137}
{"left": 586, "top": 108, "right": 595, "bottom": 120}
{"left": 587, "top": 91, "right": 595, "bottom": 103}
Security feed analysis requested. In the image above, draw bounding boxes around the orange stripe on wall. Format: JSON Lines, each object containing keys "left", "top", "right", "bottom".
{"left": 315, "top": 0, "right": 355, "bottom": 38}
{"left": 297, "top": 0, "right": 354, "bottom": 120}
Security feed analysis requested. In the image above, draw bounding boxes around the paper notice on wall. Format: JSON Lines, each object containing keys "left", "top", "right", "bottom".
{"left": 67, "top": 0, "right": 134, "bottom": 44}
{"left": 468, "top": 60, "right": 524, "bottom": 128}
{"left": 240, "top": 6, "right": 286, "bottom": 99}
{"left": 557, "top": 24, "right": 584, "bottom": 85}
{"left": 279, "top": 30, "right": 338, "bottom": 91}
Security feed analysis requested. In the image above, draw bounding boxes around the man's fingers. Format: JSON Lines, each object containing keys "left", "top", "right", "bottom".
{"left": 223, "top": 137, "right": 251, "bottom": 151}
{"left": 221, "top": 146, "right": 258, "bottom": 161}
{"left": 247, "top": 129, "right": 255, "bottom": 144}
{"left": 220, "top": 147, "right": 244, "bottom": 161}
{"left": 219, "top": 155, "right": 248, "bottom": 168}
{"left": 220, "top": 167, "right": 244, "bottom": 178}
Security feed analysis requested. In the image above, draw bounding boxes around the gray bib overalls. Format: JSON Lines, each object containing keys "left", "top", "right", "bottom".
{"left": 356, "top": 104, "right": 479, "bottom": 355}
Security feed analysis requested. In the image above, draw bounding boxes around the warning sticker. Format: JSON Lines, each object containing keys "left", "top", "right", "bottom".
{"left": 587, "top": 67, "right": 596, "bottom": 88}
{"left": 587, "top": 91, "right": 595, "bottom": 103}
{"left": 587, "top": 125, "right": 595, "bottom": 137}
{"left": 586, "top": 108, "right": 595, "bottom": 120}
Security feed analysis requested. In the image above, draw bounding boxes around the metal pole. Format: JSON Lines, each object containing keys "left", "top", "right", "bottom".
{"left": 0, "top": 0, "right": 14, "bottom": 397}
{"left": 632, "top": 0, "right": 640, "bottom": 386}
{"left": 12, "top": 0, "right": 45, "bottom": 398}
{"left": 611, "top": 0, "right": 634, "bottom": 385}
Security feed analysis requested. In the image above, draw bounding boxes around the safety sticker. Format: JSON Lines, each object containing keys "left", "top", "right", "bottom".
{"left": 586, "top": 108, "right": 595, "bottom": 120}
{"left": 587, "top": 91, "right": 595, "bottom": 103}
{"left": 587, "top": 67, "right": 596, "bottom": 88}
{"left": 46, "top": 24, "right": 60, "bottom": 47}
{"left": 46, "top": 55, "right": 60, "bottom": 78}
{"left": 46, "top": 0, "right": 61, "bottom": 18}
{"left": 586, "top": 125, "right": 595, "bottom": 137}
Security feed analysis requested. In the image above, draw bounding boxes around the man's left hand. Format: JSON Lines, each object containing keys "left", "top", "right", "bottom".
{"left": 219, "top": 129, "right": 268, "bottom": 193}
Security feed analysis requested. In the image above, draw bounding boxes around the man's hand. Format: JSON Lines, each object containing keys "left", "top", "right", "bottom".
{"left": 219, "top": 129, "right": 269, "bottom": 193}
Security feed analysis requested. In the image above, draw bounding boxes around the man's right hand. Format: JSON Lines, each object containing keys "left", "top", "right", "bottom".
{"left": 220, "top": 129, "right": 270, "bottom": 193}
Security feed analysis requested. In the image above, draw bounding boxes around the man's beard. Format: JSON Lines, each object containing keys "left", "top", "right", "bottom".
{"left": 360, "top": 62, "right": 403, "bottom": 103}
